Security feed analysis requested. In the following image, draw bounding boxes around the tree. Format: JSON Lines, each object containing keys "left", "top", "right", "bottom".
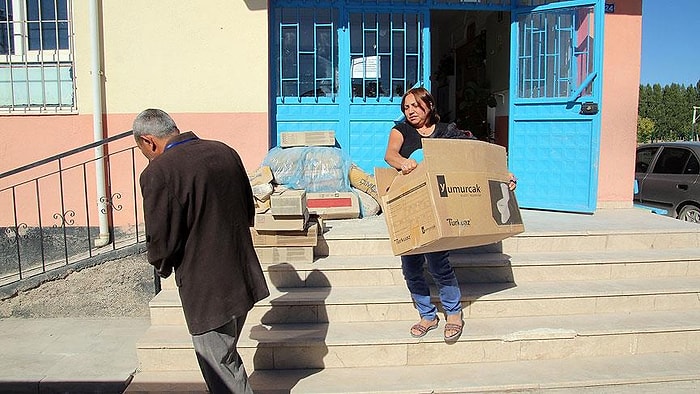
{"left": 638, "top": 80, "right": 700, "bottom": 142}
{"left": 637, "top": 116, "right": 655, "bottom": 143}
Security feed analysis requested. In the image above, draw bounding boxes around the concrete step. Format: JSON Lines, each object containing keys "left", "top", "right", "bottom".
{"left": 136, "top": 309, "right": 700, "bottom": 372}
{"left": 261, "top": 248, "right": 700, "bottom": 288}
{"left": 314, "top": 211, "right": 700, "bottom": 257}
{"left": 148, "top": 275, "right": 700, "bottom": 325}
{"left": 156, "top": 248, "right": 700, "bottom": 293}
{"left": 125, "top": 370, "right": 207, "bottom": 393}
{"left": 316, "top": 226, "right": 700, "bottom": 256}
{"left": 246, "top": 352, "right": 700, "bottom": 393}
{"left": 127, "top": 353, "right": 700, "bottom": 394}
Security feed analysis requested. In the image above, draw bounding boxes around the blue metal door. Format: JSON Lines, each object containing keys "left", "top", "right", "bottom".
{"left": 508, "top": 0, "right": 603, "bottom": 212}
{"left": 271, "top": 2, "right": 428, "bottom": 174}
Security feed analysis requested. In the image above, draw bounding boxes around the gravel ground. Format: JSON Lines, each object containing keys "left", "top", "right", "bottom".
{"left": 0, "top": 252, "right": 155, "bottom": 318}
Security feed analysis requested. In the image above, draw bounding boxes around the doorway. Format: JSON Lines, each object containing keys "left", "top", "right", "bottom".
{"left": 430, "top": 10, "right": 511, "bottom": 148}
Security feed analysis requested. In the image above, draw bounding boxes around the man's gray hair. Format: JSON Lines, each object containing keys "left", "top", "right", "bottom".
{"left": 132, "top": 109, "right": 179, "bottom": 138}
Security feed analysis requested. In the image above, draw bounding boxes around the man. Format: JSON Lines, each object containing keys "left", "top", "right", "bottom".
{"left": 133, "top": 108, "right": 269, "bottom": 393}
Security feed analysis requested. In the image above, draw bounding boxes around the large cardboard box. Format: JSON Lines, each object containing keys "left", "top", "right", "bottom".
{"left": 375, "top": 139, "right": 524, "bottom": 256}
{"left": 280, "top": 131, "right": 336, "bottom": 147}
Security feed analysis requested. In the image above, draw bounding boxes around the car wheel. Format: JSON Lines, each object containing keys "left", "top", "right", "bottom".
{"left": 678, "top": 205, "right": 700, "bottom": 223}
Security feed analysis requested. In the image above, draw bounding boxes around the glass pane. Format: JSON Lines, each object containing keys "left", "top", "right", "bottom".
{"left": 299, "top": 54, "right": 315, "bottom": 96}
{"left": 575, "top": 7, "right": 594, "bottom": 97}
{"left": 280, "top": 26, "right": 298, "bottom": 79}
{"left": 652, "top": 148, "right": 691, "bottom": 175}
{"left": 405, "top": 14, "right": 419, "bottom": 54}
{"left": 0, "top": 1, "right": 13, "bottom": 55}
{"left": 27, "top": 22, "right": 40, "bottom": 50}
{"left": 57, "top": 0, "right": 68, "bottom": 20}
{"left": 299, "top": 10, "right": 314, "bottom": 52}
{"left": 685, "top": 154, "right": 699, "bottom": 175}
{"left": 635, "top": 147, "right": 658, "bottom": 173}
{"left": 26, "top": 0, "right": 70, "bottom": 50}
{"left": 26, "top": 0, "right": 39, "bottom": 20}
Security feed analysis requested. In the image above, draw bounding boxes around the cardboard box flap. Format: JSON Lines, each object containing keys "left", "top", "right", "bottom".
{"left": 422, "top": 139, "right": 507, "bottom": 173}
{"left": 374, "top": 167, "right": 398, "bottom": 199}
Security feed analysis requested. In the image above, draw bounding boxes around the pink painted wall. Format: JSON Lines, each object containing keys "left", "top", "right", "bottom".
{"left": 1, "top": 112, "right": 269, "bottom": 178}
{"left": 598, "top": 0, "right": 643, "bottom": 208}
{"left": 0, "top": 112, "right": 269, "bottom": 227}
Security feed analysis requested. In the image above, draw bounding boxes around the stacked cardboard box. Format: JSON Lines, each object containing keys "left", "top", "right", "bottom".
{"left": 252, "top": 189, "right": 317, "bottom": 263}
{"left": 306, "top": 191, "right": 360, "bottom": 219}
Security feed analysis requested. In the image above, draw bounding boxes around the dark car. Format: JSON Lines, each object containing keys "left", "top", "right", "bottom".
{"left": 634, "top": 142, "right": 700, "bottom": 223}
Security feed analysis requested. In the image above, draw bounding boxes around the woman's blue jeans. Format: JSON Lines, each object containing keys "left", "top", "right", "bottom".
{"left": 401, "top": 250, "right": 462, "bottom": 320}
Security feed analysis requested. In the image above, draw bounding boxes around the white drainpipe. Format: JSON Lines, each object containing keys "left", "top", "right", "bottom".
{"left": 90, "top": 0, "right": 110, "bottom": 247}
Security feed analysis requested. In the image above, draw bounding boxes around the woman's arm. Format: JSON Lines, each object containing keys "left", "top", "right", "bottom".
{"left": 385, "top": 128, "right": 418, "bottom": 174}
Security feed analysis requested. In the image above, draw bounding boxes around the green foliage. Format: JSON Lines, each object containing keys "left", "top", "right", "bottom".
{"left": 638, "top": 80, "right": 700, "bottom": 142}
{"left": 637, "top": 116, "right": 655, "bottom": 143}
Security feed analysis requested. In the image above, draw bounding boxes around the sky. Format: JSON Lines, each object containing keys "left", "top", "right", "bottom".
{"left": 640, "top": 0, "right": 700, "bottom": 87}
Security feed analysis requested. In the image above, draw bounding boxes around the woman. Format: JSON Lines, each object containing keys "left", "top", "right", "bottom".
{"left": 384, "top": 86, "right": 465, "bottom": 342}
{"left": 385, "top": 87, "right": 517, "bottom": 342}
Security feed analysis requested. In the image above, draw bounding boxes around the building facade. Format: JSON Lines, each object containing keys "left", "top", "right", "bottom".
{"left": 1, "top": 0, "right": 642, "bottom": 227}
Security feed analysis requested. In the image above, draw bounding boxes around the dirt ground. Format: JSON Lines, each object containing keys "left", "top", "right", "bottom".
{"left": 0, "top": 252, "right": 155, "bottom": 318}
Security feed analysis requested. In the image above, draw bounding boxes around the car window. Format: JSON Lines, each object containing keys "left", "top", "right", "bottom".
{"left": 685, "top": 153, "right": 699, "bottom": 174}
{"left": 635, "top": 147, "right": 659, "bottom": 173}
{"left": 652, "top": 147, "right": 692, "bottom": 174}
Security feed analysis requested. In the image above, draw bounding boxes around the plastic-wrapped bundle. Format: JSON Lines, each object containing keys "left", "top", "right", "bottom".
{"left": 261, "top": 147, "right": 305, "bottom": 186}
{"left": 262, "top": 146, "right": 352, "bottom": 192}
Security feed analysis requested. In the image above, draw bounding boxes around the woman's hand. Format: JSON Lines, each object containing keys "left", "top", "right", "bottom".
{"left": 400, "top": 158, "right": 418, "bottom": 174}
{"left": 508, "top": 173, "right": 517, "bottom": 191}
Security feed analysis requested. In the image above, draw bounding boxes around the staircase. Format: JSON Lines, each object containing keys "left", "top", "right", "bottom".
{"left": 126, "top": 209, "right": 700, "bottom": 393}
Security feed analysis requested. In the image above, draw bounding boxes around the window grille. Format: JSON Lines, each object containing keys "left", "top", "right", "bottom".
{"left": 0, "top": 0, "right": 76, "bottom": 113}
{"left": 275, "top": 7, "right": 339, "bottom": 103}
{"left": 349, "top": 11, "right": 422, "bottom": 101}
{"left": 517, "top": 6, "right": 594, "bottom": 99}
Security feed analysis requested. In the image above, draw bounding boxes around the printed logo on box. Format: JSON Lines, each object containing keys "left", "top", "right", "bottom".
{"left": 436, "top": 175, "right": 482, "bottom": 197}
{"left": 488, "top": 180, "right": 523, "bottom": 225}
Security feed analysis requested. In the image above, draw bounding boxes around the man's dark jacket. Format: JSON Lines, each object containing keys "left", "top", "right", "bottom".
{"left": 139, "top": 131, "right": 269, "bottom": 335}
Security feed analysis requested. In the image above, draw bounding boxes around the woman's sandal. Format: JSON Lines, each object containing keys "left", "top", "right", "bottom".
{"left": 410, "top": 317, "right": 439, "bottom": 338}
{"left": 444, "top": 315, "right": 464, "bottom": 342}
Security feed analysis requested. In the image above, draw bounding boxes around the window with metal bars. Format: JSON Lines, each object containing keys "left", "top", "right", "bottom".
{"left": 349, "top": 11, "right": 422, "bottom": 101}
{"left": 0, "top": 0, "right": 75, "bottom": 113}
{"left": 517, "top": 6, "right": 594, "bottom": 99}
{"left": 275, "top": 7, "right": 339, "bottom": 102}
{"left": 273, "top": 4, "right": 424, "bottom": 103}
